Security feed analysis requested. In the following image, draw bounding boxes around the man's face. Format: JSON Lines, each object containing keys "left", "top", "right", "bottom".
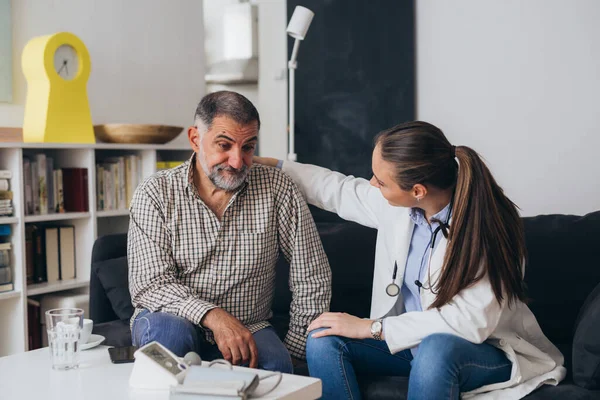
{"left": 189, "top": 115, "right": 258, "bottom": 191}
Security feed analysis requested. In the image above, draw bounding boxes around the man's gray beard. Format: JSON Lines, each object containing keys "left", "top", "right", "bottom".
{"left": 198, "top": 153, "right": 249, "bottom": 192}
{"left": 208, "top": 164, "right": 249, "bottom": 191}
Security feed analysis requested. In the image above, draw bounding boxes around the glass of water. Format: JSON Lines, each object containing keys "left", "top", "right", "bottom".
{"left": 45, "top": 308, "right": 84, "bottom": 370}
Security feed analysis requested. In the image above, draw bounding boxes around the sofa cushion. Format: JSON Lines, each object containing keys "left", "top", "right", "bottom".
{"left": 522, "top": 211, "right": 600, "bottom": 346}
{"left": 92, "top": 256, "right": 134, "bottom": 321}
{"left": 573, "top": 282, "right": 600, "bottom": 389}
{"left": 272, "top": 221, "right": 377, "bottom": 318}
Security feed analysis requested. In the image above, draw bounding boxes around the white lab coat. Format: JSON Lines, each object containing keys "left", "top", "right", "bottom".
{"left": 282, "top": 161, "right": 566, "bottom": 399}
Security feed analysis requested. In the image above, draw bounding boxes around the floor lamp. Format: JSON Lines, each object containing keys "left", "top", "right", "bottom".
{"left": 286, "top": 6, "right": 314, "bottom": 161}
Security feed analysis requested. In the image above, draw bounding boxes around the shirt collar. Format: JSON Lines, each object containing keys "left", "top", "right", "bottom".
{"left": 409, "top": 202, "right": 451, "bottom": 228}
{"left": 185, "top": 153, "right": 249, "bottom": 200}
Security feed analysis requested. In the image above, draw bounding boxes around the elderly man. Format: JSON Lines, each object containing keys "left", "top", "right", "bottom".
{"left": 128, "top": 91, "right": 331, "bottom": 373}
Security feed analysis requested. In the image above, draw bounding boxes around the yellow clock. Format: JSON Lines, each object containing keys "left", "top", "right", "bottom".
{"left": 22, "top": 32, "right": 95, "bottom": 143}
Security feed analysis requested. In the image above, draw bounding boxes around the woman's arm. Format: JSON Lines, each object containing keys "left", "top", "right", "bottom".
{"left": 254, "top": 157, "right": 387, "bottom": 229}
{"left": 383, "top": 271, "right": 503, "bottom": 353}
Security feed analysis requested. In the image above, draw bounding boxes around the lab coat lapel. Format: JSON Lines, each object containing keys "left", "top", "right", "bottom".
{"left": 394, "top": 216, "right": 414, "bottom": 286}
{"left": 423, "top": 234, "right": 448, "bottom": 292}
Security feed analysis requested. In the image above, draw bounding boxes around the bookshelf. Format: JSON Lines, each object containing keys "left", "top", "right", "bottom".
{"left": 0, "top": 142, "right": 191, "bottom": 356}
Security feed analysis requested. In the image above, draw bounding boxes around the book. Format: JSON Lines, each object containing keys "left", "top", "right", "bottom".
{"left": 0, "top": 242, "right": 10, "bottom": 250}
{"left": 59, "top": 226, "right": 76, "bottom": 280}
{"left": 54, "top": 169, "right": 64, "bottom": 213}
{"left": 103, "top": 167, "right": 113, "bottom": 210}
{"left": 62, "top": 168, "right": 89, "bottom": 212}
{"left": 0, "top": 253, "right": 10, "bottom": 268}
{"left": 168, "top": 161, "right": 185, "bottom": 168}
{"left": 44, "top": 227, "right": 60, "bottom": 283}
{"left": 25, "top": 226, "right": 34, "bottom": 284}
{"left": 35, "top": 154, "right": 48, "bottom": 214}
{"left": 0, "top": 282, "right": 14, "bottom": 293}
{"left": 23, "top": 159, "right": 33, "bottom": 215}
{"left": 47, "top": 157, "right": 55, "bottom": 214}
{"left": 31, "top": 160, "right": 39, "bottom": 214}
{"left": 27, "top": 298, "right": 42, "bottom": 350}
{"left": 32, "top": 225, "right": 47, "bottom": 283}
{"left": 0, "top": 225, "right": 11, "bottom": 236}
{"left": 0, "top": 170, "right": 12, "bottom": 179}
{"left": 0, "top": 250, "right": 9, "bottom": 268}
{"left": 0, "top": 265, "right": 12, "bottom": 284}
{"left": 0, "top": 179, "right": 8, "bottom": 191}
{"left": 125, "top": 157, "right": 132, "bottom": 208}
{"left": 0, "top": 190, "right": 12, "bottom": 200}
{"left": 96, "top": 165, "right": 104, "bottom": 210}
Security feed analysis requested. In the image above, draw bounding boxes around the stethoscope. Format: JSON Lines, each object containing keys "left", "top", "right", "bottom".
{"left": 385, "top": 204, "right": 452, "bottom": 297}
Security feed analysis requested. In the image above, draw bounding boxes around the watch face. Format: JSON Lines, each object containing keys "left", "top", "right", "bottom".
{"left": 53, "top": 44, "right": 79, "bottom": 80}
{"left": 371, "top": 321, "right": 382, "bottom": 333}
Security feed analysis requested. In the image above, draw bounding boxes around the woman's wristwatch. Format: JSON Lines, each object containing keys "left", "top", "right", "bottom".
{"left": 370, "top": 319, "right": 384, "bottom": 341}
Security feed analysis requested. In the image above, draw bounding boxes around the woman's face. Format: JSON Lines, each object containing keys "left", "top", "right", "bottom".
{"left": 370, "top": 145, "right": 416, "bottom": 207}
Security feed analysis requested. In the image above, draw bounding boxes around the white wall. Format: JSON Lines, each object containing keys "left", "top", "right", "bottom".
{"left": 202, "top": 0, "right": 288, "bottom": 159}
{"left": 255, "top": 0, "right": 288, "bottom": 160}
{"left": 417, "top": 0, "right": 600, "bottom": 216}
{"left": 1, "top": 0, "right": 206, "bottom": 145}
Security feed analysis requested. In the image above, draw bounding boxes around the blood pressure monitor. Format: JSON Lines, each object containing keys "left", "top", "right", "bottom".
{"left": 129, "top": 341, "right": 190, "bottom": 390}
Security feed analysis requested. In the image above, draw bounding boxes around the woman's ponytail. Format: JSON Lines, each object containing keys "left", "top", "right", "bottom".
{"left": 430, "top": 145, "right": 527, "bottom": 309}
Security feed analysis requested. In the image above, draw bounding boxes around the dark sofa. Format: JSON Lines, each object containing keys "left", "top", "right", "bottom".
{"left": 90, "top": 211, "right": 600, "bottom": 399}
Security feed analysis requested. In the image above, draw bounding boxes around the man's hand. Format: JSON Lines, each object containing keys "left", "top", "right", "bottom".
{"left": 202, "top": 308, "right": 259, "bottom": 368}
{"left": 307, "top": 312, "right": 374, "bottom": 340}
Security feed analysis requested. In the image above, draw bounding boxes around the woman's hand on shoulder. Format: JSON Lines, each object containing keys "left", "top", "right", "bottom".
{"left": 253, "top": 156, "right": 280, "bottom": 168}
{"left": 307, "top": 312, "right": 372, "bottom": 339}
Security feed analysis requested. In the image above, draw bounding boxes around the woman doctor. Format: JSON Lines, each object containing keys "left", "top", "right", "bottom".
{"left": 254, "top": 121, "right": 565, "bottom": 400}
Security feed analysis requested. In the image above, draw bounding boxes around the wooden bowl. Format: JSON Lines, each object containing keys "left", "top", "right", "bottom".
{"left": 94, "top": 124, "right": 183, "bottom": 144}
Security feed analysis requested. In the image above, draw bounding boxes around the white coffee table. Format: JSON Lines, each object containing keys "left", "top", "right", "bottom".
{"left": 0, "top": 345, "right": 322, "bottom": 400}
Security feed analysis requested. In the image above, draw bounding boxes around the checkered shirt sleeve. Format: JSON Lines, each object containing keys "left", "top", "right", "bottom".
{"left": 128, "top": 177, "right": 218, "bottom": 327}
{"left": 272, "top": 169, "right": 332, "bottom": 359}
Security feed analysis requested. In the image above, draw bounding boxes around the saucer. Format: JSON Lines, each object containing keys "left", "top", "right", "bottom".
{"left": 81, "top": 334, "right": 105, "bottom": 350}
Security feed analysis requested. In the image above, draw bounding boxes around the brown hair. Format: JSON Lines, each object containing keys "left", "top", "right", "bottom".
{"left": 375, "top": 121, "right": 527, "bottom": 308}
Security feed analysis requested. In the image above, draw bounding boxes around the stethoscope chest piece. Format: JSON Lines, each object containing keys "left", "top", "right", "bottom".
{"left": 386, "top": 282, "right": 400, "bottom": 297}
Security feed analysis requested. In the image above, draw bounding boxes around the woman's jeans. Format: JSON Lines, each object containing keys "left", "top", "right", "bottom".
{"left": 307, "top": 330, "right": 512, "bottom": 400}
{"left": 132, "top": 310, "right": 293, "bottom": 373}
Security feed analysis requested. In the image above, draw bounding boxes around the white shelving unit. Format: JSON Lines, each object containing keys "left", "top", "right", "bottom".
{"left": 0, "top": 142, "right": 191, "bottom": 356}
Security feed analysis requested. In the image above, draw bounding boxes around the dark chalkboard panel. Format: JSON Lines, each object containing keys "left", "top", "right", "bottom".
{"left": 287, "top": 0, "right": 415, "bottom": 221}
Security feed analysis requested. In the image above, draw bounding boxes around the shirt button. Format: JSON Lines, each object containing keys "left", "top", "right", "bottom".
{"left": 499, "top": 339, "right": 507, "bottom": 347}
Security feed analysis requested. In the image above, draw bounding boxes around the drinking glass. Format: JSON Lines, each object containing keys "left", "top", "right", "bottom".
{"left": 45, "top": 308, "right": 84, "bottom": 370}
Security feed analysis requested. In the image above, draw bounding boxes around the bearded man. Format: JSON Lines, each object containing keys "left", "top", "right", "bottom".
{"left": 127, "top": 91, "right": 331, "bottom": 373}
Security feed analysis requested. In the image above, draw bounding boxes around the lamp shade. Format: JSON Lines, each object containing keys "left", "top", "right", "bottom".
{"left": 286, "top": 6, "right": 314, "bottom": 40}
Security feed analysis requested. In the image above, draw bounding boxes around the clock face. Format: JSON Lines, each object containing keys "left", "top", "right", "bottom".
{"left": 53, "top": 44, "right": 79, "bottom": 80}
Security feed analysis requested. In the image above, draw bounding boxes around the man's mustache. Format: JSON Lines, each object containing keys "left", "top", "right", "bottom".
{"left": 213, "top": 164, "right": 248, "bottom": 174}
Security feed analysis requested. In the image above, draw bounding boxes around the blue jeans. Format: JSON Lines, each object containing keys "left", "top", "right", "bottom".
{"left": 132, "top": 310, "right": 293, "bottom": 373}
{"left": 307, "top": 330, "right": 512, "bottom": 400}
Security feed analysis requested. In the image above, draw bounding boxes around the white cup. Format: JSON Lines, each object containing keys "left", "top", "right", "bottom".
{"left": 80, "top": 319, "right": 93, "bottom": 345}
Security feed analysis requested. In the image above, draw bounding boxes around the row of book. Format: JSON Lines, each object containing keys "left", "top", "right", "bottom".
{"left": 0, "top": 170, "right": 13, "bottom": 217}
{"left": 96, "top": 155, "right": 143, "bottom": 211}
{"left": 23, "top": 155, "right": 89, "bottom": 215}
{"left": 0, "top": 224, "right": 13, "bottom": 293}
{"left": 26, "top": 225, "right": 76, "bottom": 285}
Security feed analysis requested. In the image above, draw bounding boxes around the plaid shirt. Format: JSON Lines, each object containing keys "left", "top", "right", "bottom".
{"left": 128, "top": 155, "right": 331, "bottom": 358}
